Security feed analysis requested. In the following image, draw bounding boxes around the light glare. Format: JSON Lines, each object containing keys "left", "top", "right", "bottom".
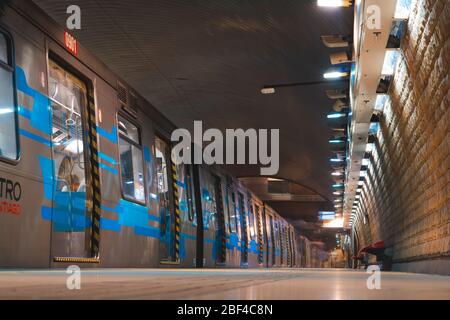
{"left": 324, "top": 71, "right": 348, "bottom": 79}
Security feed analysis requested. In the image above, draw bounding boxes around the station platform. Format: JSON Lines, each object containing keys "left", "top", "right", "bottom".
{"left": 0, "top": 268, "right": 448, "bottom": 300}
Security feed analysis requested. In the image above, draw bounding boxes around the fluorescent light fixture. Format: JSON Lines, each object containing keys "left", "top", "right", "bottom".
{"left": 333, "top": 183, "right": 344, "bottom": 188}
{"left": 395, "top": 0, "right": 412, "bottom": 19}
{"left": 334, "top": 199, "right": 342, "bottom": 202}
{"left": 324, "top": 71, "right": 349, "bottom": 79}
{"left": 330, "top": 158, "right": 344, "bottom": 162}
{"left": 329, "top": 139, "right": 344, "bottom": 144}
{"left": 327, "top": 113, "right": 346, "bottom": 119}
{"left": 333, "top": 191, "right": 342, "bottom": 195}
{"left": 381, "top": 50, "right": 400, "bottom": 75}
{"left": 332, "top": 171, "right": 343, "bottom": 176}
{"left": 318, "top": 0, "right": 351, "bottom": 8}
{"left": 261, "top": 87, "right": 275, "bottom": 94}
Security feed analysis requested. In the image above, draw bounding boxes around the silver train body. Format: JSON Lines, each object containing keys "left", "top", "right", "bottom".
{"left": 0, "top": 0, "right": 315, "bottom": 269}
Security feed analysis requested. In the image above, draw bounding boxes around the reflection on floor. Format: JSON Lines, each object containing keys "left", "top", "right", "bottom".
{"left": 0, "top": 268, "right": 449, "bottom": 299}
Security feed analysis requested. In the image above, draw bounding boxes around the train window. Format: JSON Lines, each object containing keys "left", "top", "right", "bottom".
{"left": 155, "top": 135, "right": 177, "bottom": 261}
{"left": 48, "top": 60, "right": 88, "bottom": 194}
{"left": 155, "top": 136, "right": 170, "bottom": 202}
{"left": 118, "top": 114, "right": 145, "bottom": 203}
{"left": 185, "top": 166, "right": 195, "bottom": 222}
{"left": 0, "top": 31, "right": 18, "bottom": 161}
{"left": 0, "top": 33, "right": 8, "bottom": 64}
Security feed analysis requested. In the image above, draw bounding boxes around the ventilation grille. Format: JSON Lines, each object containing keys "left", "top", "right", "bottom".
{"left": 117, "top": 83, "right": 127, "bottom": 104}
{"left": 117, "top": 81, "right": 138, "bottom": 118}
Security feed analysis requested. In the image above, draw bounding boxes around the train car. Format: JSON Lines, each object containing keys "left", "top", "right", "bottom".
{"left": 248, "top": 192, "right": 265, "bottom": 268}
{"left": 0, "top": 0, "right": 312, "bottom": 270}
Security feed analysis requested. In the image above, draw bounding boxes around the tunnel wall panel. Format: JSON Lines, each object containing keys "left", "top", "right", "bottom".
{"left": 353, "top": 0, "right": 449, "bottom": 275}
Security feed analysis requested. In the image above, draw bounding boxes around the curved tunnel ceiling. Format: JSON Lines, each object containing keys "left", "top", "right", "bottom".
{"left": 32, "top": 0, "right": 353, "bottom": 227}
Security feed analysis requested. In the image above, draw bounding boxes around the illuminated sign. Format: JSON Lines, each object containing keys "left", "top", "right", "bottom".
{"left": 319, "top": 211, "right": 335, "bottom": 221}
{"left": 64, "top": 31, "right": 78, "bottom": 56}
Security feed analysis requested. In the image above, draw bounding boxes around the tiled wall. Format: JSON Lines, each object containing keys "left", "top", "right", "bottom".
{"left": 353, "top": 0, "right": 449, "bottom": 275}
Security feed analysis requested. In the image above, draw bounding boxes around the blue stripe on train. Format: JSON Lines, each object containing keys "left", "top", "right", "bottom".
{"left": 97, "top": 125, "right": 118, "bottom": 144}
{"left": 19, "top": 129, "right": 51, "bottom": 146}
{"left": 16, "top": 66, "right": 52, "bottom": 135}
{"left": 99, "top": 162, "right": 118, "bottom": 175}
{"left": 98, "top": 152, "right": 117, "bottom": 166}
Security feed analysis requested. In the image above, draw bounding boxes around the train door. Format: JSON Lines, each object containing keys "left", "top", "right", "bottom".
{"left": 192, "top": 164, "right": 204, "bottom": 267}
{"left": 155, "top": 136, "right": 177, "bottom": 263}
{"left": 213, "top": 174, "right": 226, "bottom": 264}
{"left": 285, "top": 227, "right": 291, "bottom": 267}
{"left": 225, "top": 184, "right": 239, "bottom": 266}
{"left": 48, "top": 58, "right": 94, "bottom": 260}
{"left": 275, "top": 221, "right": 283, "bottom": 266}
{"left": 261, "top": 207, "right": 270, "bottom": 267}
{"left": 293, "top": 230, "right": 297, "bottom": 267}
{"left": 255, "top": 205, "right": 264, "bottom": 265}
{"left": 238, "top": 192, "right": 248, "bottom": 266}
{"left": 269, "top": 215, "right": 275, "bottom": 266}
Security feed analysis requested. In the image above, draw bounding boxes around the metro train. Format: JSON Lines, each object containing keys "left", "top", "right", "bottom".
{"left": 0, "top": 0, "right": 319, "bottom": 269}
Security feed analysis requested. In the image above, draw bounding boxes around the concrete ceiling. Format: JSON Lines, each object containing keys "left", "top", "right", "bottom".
{"left": 32, "top": 0, "right": 353, "bottom": 236}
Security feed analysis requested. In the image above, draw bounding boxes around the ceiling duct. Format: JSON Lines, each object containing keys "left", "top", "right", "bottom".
{"left": 332, "top": 99, "right": 348, "bottom": 112}
{"left": 330, "top": 144, "right": 346, "bottom": 153}
{"left": 332, "top": 131, "right": 346, "bottom": 139}
{"left": 332, "top": 150, "right": 346, "bottom": 158}
{"left": 321, "top": 35, "right": 351, "bottom": 48}
{"left": 330, "top": 51, "right": 353, "bottom": 65}
{"left": 331, "top": 164, "right": 345, "bottom": 171}
{"left": 326, "top": 89, "right": 348, "bottom": 99}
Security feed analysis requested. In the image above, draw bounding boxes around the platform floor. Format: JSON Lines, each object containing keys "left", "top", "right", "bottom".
{"left": 0, "top": 268, "right": 449, "bottom": 299}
